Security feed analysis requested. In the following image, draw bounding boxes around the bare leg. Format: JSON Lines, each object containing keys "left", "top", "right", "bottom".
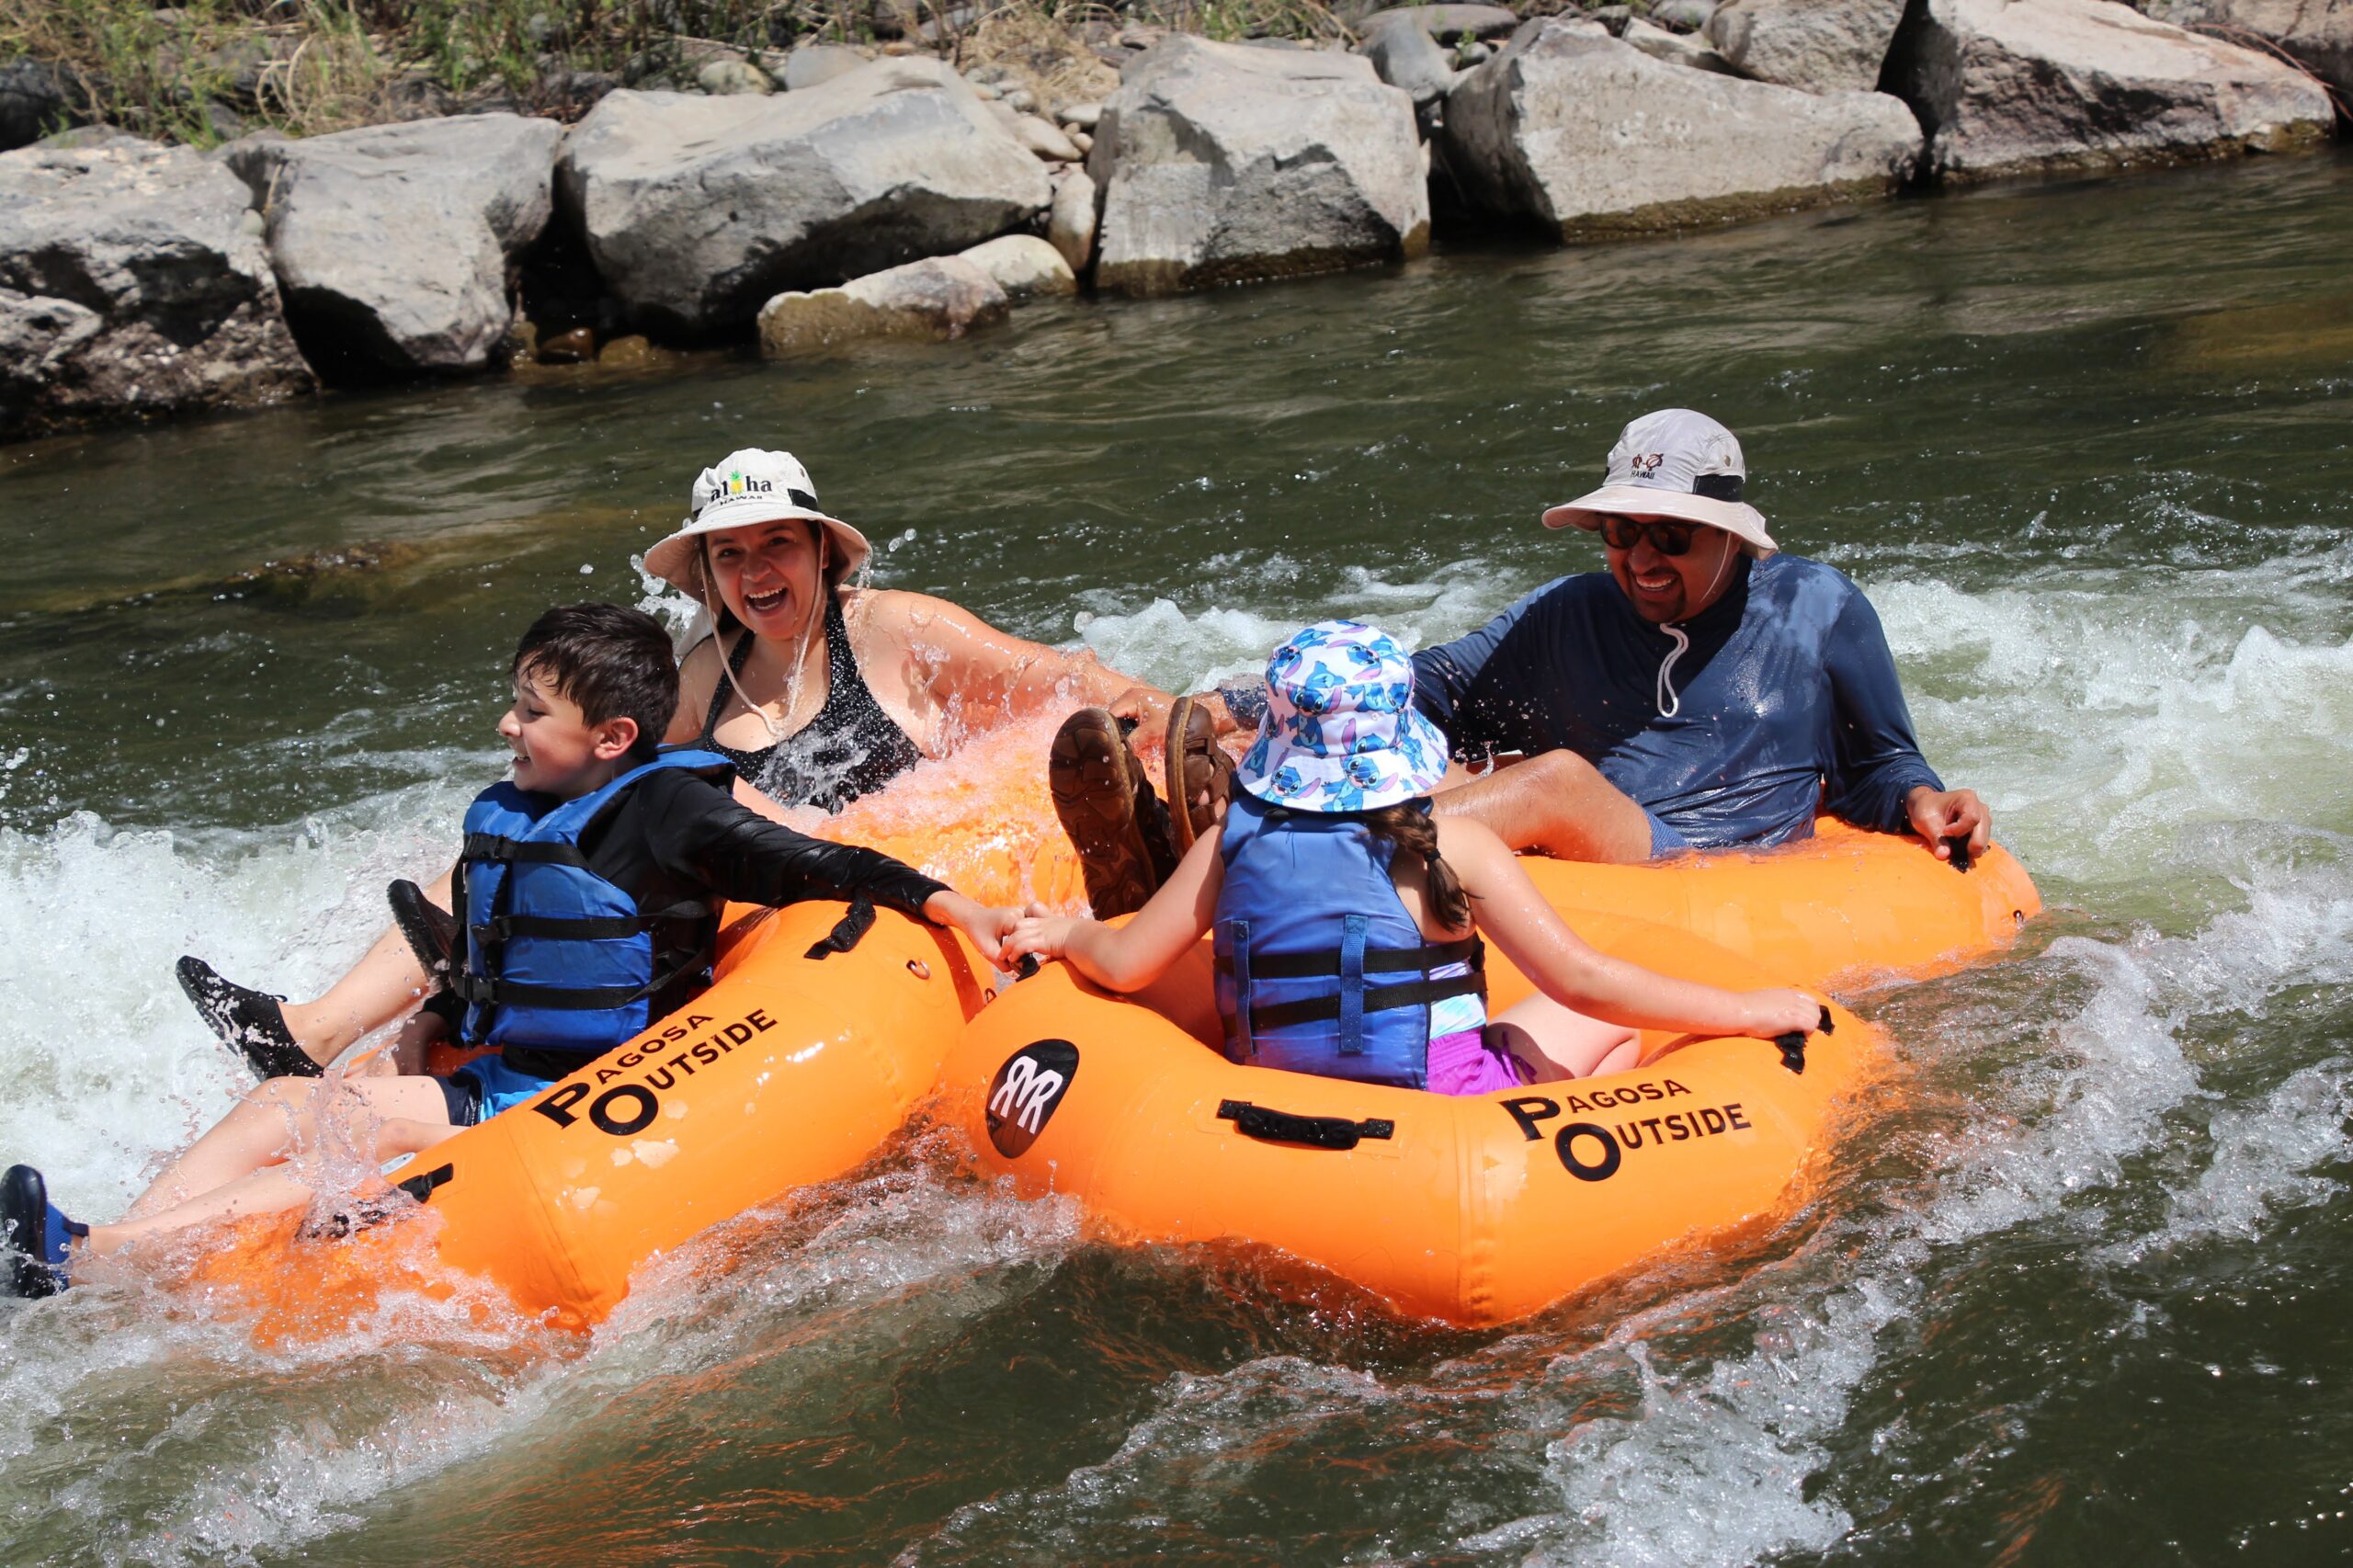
{"left": 344, "top": 1009, "right": 449, "bottom": 1079}
{"left": 277, "top": 869, "right": 454, "bottom": 1063}
{"left": 85, "top": 1142, "right": 438, "bottom": 1257}
{"left": 1429, "top": 750, "right": 1655, "bottom": 864}
{"left": 1492, "top": 994, "right": 1643, "bottom": 1081}
{"left": 121, "top": 1075, "right": 453, "bottom": 1223}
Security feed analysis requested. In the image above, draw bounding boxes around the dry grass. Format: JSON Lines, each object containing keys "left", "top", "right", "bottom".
{"left": 1, "top": 0, "right": 1363, "bottom": 148}
{"left": 0, "top": 0, "right": 433, "bottom": 143}
{"left": 955, "top": 6, "right": 1120, "bottom": 109}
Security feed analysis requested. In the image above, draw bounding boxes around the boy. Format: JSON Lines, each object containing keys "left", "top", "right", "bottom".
{"left": 2, "top": 604, "right": 1015, "bottom": 1298}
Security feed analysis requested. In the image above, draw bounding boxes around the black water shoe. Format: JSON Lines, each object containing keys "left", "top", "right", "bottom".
{"left": 1, "top": 1165, "right": 80, "bottom": 1299}
{"left": 176, "top": 956, "right": 321, "bottom": 1081}
{"left": 387, "top": 879, "right": 458, "bottom": 982}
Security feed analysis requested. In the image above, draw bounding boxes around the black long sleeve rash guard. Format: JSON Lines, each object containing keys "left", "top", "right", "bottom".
{"left": 577, "top": 765, "right": 950, "bottom": 924}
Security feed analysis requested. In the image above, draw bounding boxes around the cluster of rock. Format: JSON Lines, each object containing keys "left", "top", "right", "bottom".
{"left": 3, "top": 0, "right": 2345, "bottom": 439}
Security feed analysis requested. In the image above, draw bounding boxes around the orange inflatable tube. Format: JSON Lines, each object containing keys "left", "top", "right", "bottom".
{"left": 818, "top": 729, "right": 2037, "bottom": 987}
{"left": 936, "top": 912, "right": 1885, "bottom": 1326}
{"left": 1525, "top": 819, "right": 2040, "bottom": 987}
{"left": 188, "top": 898, "right": 995, "bottom": 1335}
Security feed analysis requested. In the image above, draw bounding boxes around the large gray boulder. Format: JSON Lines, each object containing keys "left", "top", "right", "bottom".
{"left": 1088, "top": 36, "right": 1429, "bottom": 296}
{"left": 1622, "top": 16, "right": 1739, "bottom": 74}
{"left": 0, "top": 140, "right": 310, "bottom": 437}
{"left": 227, "top": 114, "right": 561, "bottom": 375}
{"left": 559, "top": 57, "right": 1051, "bottom": 335}
{"left": 757, "top": 255, "right": 1008, "bottom": 354}
{"left": 1705, "top": 0, "right": 1907, "bottom": 92}
{"left": 1438, "top": 20, "right": 1923, "bottom": 240}
{"left": 1047, "top": 166, "right": 1098, "bottom": 272}
{"left": 2139, "top": 0, "right": 2352, "bottom": 98}
{"left": 1888, "top": 0, "right": 2336, "bottom": 183}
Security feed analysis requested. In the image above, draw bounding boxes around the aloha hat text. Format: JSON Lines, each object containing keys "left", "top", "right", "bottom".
{"left": 642, "top": 448, "right": 873, "bottom": 596}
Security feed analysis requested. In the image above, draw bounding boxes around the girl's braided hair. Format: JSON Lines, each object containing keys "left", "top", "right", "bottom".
{"left": 1359, "top": 801, "right": 1471, "bottom": 930}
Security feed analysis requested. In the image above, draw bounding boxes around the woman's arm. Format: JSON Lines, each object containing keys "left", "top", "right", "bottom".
{"left": 861, "top": 590, "right": 1154, "bottom": 730}
{"left": 1442, "top": 817, "right": 1819, "bottom": 1038}
{"left": 1001, "top": 830, "right": 1225, "bottom": 992}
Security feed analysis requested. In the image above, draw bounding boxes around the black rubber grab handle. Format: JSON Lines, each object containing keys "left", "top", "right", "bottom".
{"left": 1771, "top": 1006, "right": 1836, "bottom": 1075}
{"left": 805, "top": 897, "right": 876, "bottom": 960}
{"left": 1944, "top": 834, "right": 1973, "bottom": 871}
{"left": 1015, "top": 953, "right": 1041, "bottom": 980}
{"left": 1218, "top": 1098, "right": 1394, "bottom": 1150}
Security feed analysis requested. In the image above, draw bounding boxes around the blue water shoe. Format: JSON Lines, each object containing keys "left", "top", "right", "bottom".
{"left": 2, "top": 1165, "right": 84, "bottom": 1299}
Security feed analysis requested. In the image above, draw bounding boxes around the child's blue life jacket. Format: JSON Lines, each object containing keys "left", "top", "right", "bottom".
{"left": 452, "top": 747, "right": 734, "bottom": 1054}
{"left": 1212, "top": 790, "right": 1487, "bottom": 1089}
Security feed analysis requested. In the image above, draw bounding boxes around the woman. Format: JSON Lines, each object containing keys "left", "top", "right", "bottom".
{"left": 178, "top": 447, "right": 1152, "bottom": 1079}
{"left": 657, "top": 448, "right": 1141, "bottom": 807}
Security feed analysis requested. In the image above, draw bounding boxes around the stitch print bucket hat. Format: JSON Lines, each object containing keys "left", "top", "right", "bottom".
{"left": 1235, "top": 620, "right": 1452, "bottom": 813}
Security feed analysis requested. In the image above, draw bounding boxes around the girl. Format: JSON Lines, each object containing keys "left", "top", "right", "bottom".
{"left": 999, "top": 621, "right": 1823, "bottom": 1091}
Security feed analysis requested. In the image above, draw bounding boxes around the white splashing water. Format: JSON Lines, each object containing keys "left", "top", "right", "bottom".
{"left": 5, "top": 563, "right": 2352, "bottom": 1563}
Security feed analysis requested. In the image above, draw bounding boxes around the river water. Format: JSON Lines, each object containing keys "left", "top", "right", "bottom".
{"left": 2, "top": 149, "right": 2349, "bottom": 1564}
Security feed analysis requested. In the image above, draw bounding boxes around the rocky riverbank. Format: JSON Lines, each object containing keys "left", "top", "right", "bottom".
{"left": 3, "top": 0, "right": 2345, "bottom": 441}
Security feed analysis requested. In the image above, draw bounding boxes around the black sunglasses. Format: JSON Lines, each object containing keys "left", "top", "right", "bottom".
{"left": 1597, "top": 516, "right": 1696, "bottom": 556}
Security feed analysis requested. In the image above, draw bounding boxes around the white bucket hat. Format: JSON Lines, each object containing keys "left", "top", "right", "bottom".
{"left": 642, "top": 449, "right": 873, "bottom": 597}
{"left": 1540, "top": 409, "right": 1777, "bottom": 555}
{"left": 1235, "top": 620, "right": 1452, "bottom": 813}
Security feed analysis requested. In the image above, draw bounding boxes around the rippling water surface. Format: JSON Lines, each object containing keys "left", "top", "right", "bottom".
{"left": 3, "top": 151, "right": 2349, "bottom": 1564}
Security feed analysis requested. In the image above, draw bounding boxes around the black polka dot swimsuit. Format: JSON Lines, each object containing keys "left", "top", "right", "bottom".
{"left": 695, "top": 601, "right": 924, "bottom": 813}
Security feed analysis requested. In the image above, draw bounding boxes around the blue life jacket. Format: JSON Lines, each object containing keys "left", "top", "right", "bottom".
{"left": 451, "top": 747, "right": 734, "bottom": 1054}
{"left": 1212, "top": 790, "right": 1485, "bottom": 1089}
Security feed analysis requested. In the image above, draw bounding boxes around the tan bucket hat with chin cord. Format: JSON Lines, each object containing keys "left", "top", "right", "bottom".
{"left": 1540, "top": 408, "right": 1778, "bottom": 556}
{"left": 642, "top": 449, "right": 873, "bottom": 597}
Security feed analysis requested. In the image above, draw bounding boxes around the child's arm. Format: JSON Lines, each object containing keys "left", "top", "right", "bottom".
{"left": 1441, "top": 817, "right": 1821, "bottom": 1039}
{"left": 677, "top": 778, "right": 1017, "bottom": 955}
{"left": 1001, "top": 830, "right": 1225, "bottom": 992}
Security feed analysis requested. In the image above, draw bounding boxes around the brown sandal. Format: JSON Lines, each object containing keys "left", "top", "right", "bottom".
{"left": 1164, "top": 693, "right": 1235, "bottom": 857}
{"left": 1050, "top": 708, "right": 1171, "bottom": 919}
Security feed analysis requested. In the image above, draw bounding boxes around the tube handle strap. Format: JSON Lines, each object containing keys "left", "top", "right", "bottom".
{"left": 1218, "top": 1099, "right": 1394, "bottom": 1150}
{"left": 804, "top": 897, "right": 876, "bottom": 960}
{"left": 1771, "top": 1006, "right": 1836, "bottom": 1074}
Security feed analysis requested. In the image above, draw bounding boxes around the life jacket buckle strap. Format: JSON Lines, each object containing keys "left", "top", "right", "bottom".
{"left": 1221, "top": 916, "right": 1256, "bottom": 1062}
{"left": 1336, "top": 915, "right": 1369, "bottom": 1057}
{"left": 1246, "top": 968, "right": 1486, "bottom": 1033}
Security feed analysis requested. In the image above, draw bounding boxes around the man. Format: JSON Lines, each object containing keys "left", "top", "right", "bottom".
{"left": 1058, "top": 407, "right": 1987, "bottom": 915}
{"left": 1407, "top": 407, "right": 1990, "bottom": 864}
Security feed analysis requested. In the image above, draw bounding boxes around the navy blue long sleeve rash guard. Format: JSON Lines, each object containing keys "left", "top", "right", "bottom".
{"left": 1410, "top": 553, "right": 1943, "bottom": 848}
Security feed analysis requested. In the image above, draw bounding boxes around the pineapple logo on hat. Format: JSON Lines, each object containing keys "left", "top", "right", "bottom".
{"left": 642, "top": 448, "right": 876, "bottom": 595}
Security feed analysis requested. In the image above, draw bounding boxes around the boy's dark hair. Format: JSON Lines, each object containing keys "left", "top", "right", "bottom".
{"left": 512, "top": 604, "right": 680, "bottom": 760}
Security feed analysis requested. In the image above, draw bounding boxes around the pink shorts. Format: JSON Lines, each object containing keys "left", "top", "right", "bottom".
{"left": 1425, "top": 1028, "right": 1539, "bottom": 1096}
